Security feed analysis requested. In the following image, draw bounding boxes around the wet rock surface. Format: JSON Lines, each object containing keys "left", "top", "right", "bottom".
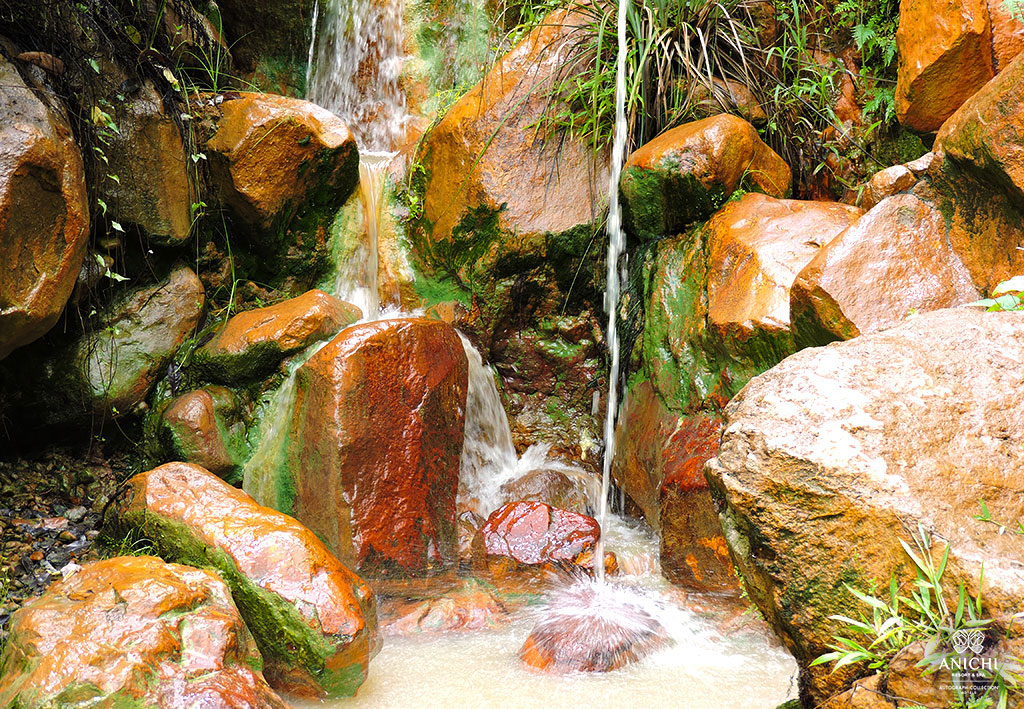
{"left": 0, "top": 555, "right": 286, "bottom": 708}
{"left": 0, "top": 55, "right": 89, "bottom": 360}
{"left": 706, "top": 307, "right": 1024, "bottom": 703}
{"left": 107, "top": 461, "right": 379, "bottom": 699}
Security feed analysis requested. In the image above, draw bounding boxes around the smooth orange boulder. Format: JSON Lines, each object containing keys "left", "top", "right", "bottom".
{"left": 108, "top": 462, "right": 378, "bottom": 698}
{"left": 0, "top": 556, "right": 286, "bottom": 708}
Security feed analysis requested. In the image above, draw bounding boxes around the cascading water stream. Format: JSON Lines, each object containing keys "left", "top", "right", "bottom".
{"left": 595, "top": 0, "right": 631, "bottom": 584}
{"left": 306, "top": 0, "right": 410, "bottom": 151}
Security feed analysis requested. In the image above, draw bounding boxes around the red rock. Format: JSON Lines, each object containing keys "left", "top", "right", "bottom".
{"left": 473, "top": 501, "right": 600, "bottom": 589}
{"left": 380, "top": 579, "right": 511, "bottom": 634}
{"left": 987, "top": 0, "right": 1024, "bottom": 71}
{"left": 108, "top": 462, "right": 378, "bottom": 698}
{"left": 895, "top": 0, "right": 994, "bottom": 131}
{"left": 264, "top": 317, "right": 468, "bottom": 584}
{"left": 499, "top": 468, "right": 592, "bottom": 513}
{"left": 0, "top": 556, "right": 286, "bottom": 708}
{"left": 0, "top": 56, "right": 89, "bottom": 359}
{"left": 196, "top": 289, "right": 361, "bottom": 382}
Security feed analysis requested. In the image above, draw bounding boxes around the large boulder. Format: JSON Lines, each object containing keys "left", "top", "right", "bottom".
{"left": 98, "top": 81, "right": 191, "bottom": 243}
{"left": 194, "top": 289, "right": 361, "bottom": 383}
{"left": 988, "top": 0, "right": 1024, "bottom": 70}
{"left": 620, "top": 114, "right": 791, "bottom": 241}
{"left": 203, "top": 93, "right": 359, "bottom": 290}
{"left": 412, "top": 9, "right": 607, "bottom": 463}
{"left": 936, "top": 51, "right": 1024, "bottom": 206}
{"left": 895, "top": 0, "right": 994, "bottom": 132}
{"left": 705, "top": 307, "right": 1024, "bottom": 703}
{"left": 107, "top": 462, "right": 378, "bottom": 698}
{"left": 0, "top": 56, "right": 89, "bottom": 360}
{"left": 245, "top": 317, "right": 468, "bottom": 585}
{"left": 0, "top": 556, "right": 286, "bottom": 708}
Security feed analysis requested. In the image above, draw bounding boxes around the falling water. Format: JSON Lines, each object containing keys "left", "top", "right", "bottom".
{"left": 595, "top": 0, "right": 631, "bottom": 584}
{"left": 334, "top": 152, "right": 397, "bottom": 320}
{"left": 306, "top": 0, "right": 410, "bottom": 151}
{"left": 458, "top": 334, "right": 593, "bottom": 517}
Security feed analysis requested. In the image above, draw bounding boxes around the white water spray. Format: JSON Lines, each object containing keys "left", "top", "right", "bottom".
{"left": 595, "top": 0, "right": 631, "bottom": 584}
{"left": 306, "top": 0, "right": 411, "bottom": 151}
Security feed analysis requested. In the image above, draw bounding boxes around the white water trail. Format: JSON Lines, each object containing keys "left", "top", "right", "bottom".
{"left": 306, "top": 0, "right": 410, "bottom": 151}
{"left": 595, "top": 0, "right": 631, "bottom": 584}
{"left": 458, "top": 334, "right": 592, "bottom": 518}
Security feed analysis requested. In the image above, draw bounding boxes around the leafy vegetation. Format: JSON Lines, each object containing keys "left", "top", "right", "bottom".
{"left": 966, "top": 276, "right": 1024, "bottom": 312}
{"left": 813, "top": 525, "right": 1023, "bottom": 708}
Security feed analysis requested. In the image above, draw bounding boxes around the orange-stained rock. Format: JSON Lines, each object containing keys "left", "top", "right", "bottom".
{"left": 820, "top": 675, "right": 896, "bottom": 709}
{"left": 987, "top": 0, "right": 1024, "bottom": 71}
{"left": 107, "top": 462, "right": 378, "bottom": 699}
{"left": 791, "top": 193, "right": 980, "bottom": 342}
{"left": 380, "top": 579, "right": 511, "bottom": 634}
{"left": 895, "top": 0, "right": 994, "bottom": 132}
{"left": 472, "top": 501, "right": 600, "bottom": 590}
{"left": 518, "top": 582, "right": 671, "bottom": 672}
{"left": 203, "top": 93, "right": 358, "bottom": 289}
{"left": 620, "top": 114, "right": 791, "bottom": 240}
{"left": 159, "top": 387, "right": 245, "bottom": 479}
{"left": 0, "top": 556, "right": 286, "bottom": 708}
{"left": 412, "top": 11, "right": 607, "bottom": 465}
{"left": 705, "top": 193, "right": 863, "bottom": 346}
{"left": 418, "top": 9, "right": 607, "bottom": 254}
{"left": 0, "top": 56, "right": 89, "bottom": 360}
{"left": 99, "top": 81, "right": 191, "bottom": 243}
{"left": 246, "top": 318, "right": 468, "bottom": 585}
{"left": 195, "top": 289, "right": 361, "bottom": 383}
{"left": 936, "top": 51, "right": 1024, "bottom": 205}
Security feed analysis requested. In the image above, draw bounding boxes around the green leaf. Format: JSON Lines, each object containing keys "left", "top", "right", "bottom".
{"left": 810, "top": 651, "right": 844, "bottom": 666}
{"left": 992, "top": 275, "right": 1024, "bottom": 296}
{"left": 111, "top": 221, "right": 124, "bottom": 233}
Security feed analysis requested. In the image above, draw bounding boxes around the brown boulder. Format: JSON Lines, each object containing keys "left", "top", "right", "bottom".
{"left": 107, "top": 462, "right": 378, "bottom": 698}
{"left": 705, "top": 307, "right": 1024, "bottom": 703}
{"left": 0, "top": 556, "right": 286, "bottom": 708}
{"left": 159, "top": 387, "right": 245, "bottom": 479}
{"left": 380, "top": 579, "right": 511, "bottom": 634}
{"left": 791, "top": 193, "right": 980, "bottom": 342}
{"left": 499, "top": 468, "right": 592, "bottom": 513}
{"left": 0, "top": 56, "right": 89, "bottom": 360}
{"left": 246, "top": 317, "right": 468, "bottom": 584}
{"left": 99, "top": 81, "right": 191, "bottom": 243}
{"left": 895, "top": 0, "right": 994, "bottom": 131}
{"left": 857, "top": 165, "right": 916, "bottom": 210}
{"left": 204, "top": 92, "right": 358, "bottom": 287}
{"left": 620, "top": 114, "right": 791, "bottom": 240}
{"left": 472, "top": 501, "right": 600, "bottom": 589}
{"left": 195, "top": 289, "right": 361, "bottom": 383}
{"left": 936, "top": 51, "right": 1024, "bottom": 206}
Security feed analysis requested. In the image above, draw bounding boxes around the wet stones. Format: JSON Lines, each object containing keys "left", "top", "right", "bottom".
{"left": 0, "top": 556, "right": 287, "bottom": 708}
{"left": 107, "top": 462, "right": 378, "bottom": 699}
{"left": 0, "top": 55, "right": 89, "bottom": 360}
{"left": 194, "top": 289, "right": 361, "bottom": 383}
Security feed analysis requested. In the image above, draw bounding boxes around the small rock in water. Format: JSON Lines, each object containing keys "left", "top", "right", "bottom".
{"left": 519, "top": 580, "right": 672, "bottom": 673}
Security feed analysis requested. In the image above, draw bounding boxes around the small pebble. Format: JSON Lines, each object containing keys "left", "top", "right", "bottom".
{"left": 28, "top": 551, "right": 42, "bottom": 562}
{"left": 65, "top": 506, "right": 87, "bottom": 522}
{"left": 58, "top": 530, "right": 77, "bottom": 543}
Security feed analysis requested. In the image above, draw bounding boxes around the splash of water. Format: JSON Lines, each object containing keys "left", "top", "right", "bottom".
{"left": 458, "top": 334, "right": 593, "bottom": 517}
{"left": 595, "top": 0, "right": 631, "bottom": 584}
{"left": 306, "top": 0, "right": 410, "bottom": 151}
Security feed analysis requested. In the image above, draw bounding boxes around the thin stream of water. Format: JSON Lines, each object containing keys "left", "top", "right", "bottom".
{"left": 595, "top": 0, "right": 631, "bottom": 584}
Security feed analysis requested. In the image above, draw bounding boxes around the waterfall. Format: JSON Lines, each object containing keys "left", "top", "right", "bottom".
{"left": 334, "top": 152, "right": 397, "bottom": 320}
{"left": 306, "top": 0, "right": 410, "bottom": 151}
{"left": 458, "top": 334, "right": 593, "bottom": 518}
{"left": 595, "top": 0, "right": 631, "bottom": 583}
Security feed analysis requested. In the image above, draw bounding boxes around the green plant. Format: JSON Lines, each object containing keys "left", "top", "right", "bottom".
{"left": 99, "top": 527, "right": 155, "bottom": 558}
{"left": 975, "top": 500, "right": 1024, "bottom": 537}
{"left": 966, "top": 276, "right": 1024, "bottom": 312}
{"left": 813, "top": 525, "right": 1023, "bottom": 708}
{"left": 833, "top": 0, "right": 898, "bottom": 125}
